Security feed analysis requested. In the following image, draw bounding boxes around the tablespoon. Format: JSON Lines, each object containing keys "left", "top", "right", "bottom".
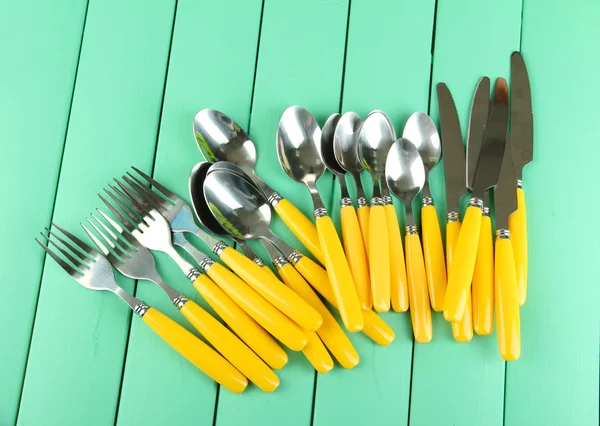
{"left": 403, "top": 112, "right": 447, "bottom": 312}
{"left": 193, "top": 109, "right": 325, "bottom": 264}
{"left": 357, "top": 111, "right": 395, "bottom": 312}
{"left": 321, "top": 113, "right": 371, "bottom": 309}
{"left": 386, "top": 138, "right": 432, "bottom": 343}
{"left": 276, "top": 105, "right": 363, "bottom": 332}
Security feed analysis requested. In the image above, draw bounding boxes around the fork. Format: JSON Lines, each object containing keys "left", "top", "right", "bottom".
{"left": 82, "top": 211, "right": 279, "bottom": 392}
{"left": 121, "top": 167, "right": 323, "bottom": 332}
{"left": 100, "top": 186, "right": 309, "bottom": 352}
{"left": 36, "top": 224, "right": 247, "bottom": 394}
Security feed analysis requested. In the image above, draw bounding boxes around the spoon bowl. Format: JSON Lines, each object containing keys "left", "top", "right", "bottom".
{"left": 357, "top": 111, "right": 396, "bottom": 182}
{"left": 385, "top": 138, "right": 426, "bottom": 204}
{"left": 320, "top": 113, "right": 344, "bottom": 177}
{"left": 333, "top": 112, "right": 364, "bottom": 178}
{"left": 402, "top": 112, "right": 441, "bottom": 172}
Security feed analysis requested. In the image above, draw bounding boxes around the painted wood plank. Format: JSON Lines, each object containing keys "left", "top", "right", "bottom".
{"left": 214, "top": 0, "right": 350, "bottom": 424}
{"left": 115, "top": 0, "right": 263, "bottom": 424}
{"left": 408, "top": 1, "right": 522, "bottom": 425}
{"left": 504, "top": 0, "right": 600, "bottom": 424}
{"left": 0, "top": 1, "right": 87, "bottom": 423}
{"left": 314, "top": 0, "right": 435, "bottom": 424}
{"left": 16, "top": 0, "right": 176, "bottom": 425}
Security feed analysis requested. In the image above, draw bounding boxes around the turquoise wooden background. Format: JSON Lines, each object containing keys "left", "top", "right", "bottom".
{"left": 1, "top": 0, "right": 598, "bottom": 425}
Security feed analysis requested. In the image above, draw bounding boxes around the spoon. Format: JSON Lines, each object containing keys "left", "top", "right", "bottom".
{"left": 276, "top": 106, "right": 363, "bottom": 331}
{"left": 201, "top": 166, "right": 394, "bottom": 345}
{"left": 386, "top": 138, "right": 432, "bottom": 343}
{"left": 322, "top": 113, "right": 371, "bottom": 310}
{"left": 193, "top": 109, "right": 325, "bottom": 264}
{"left": 357, "top": 111, "right": 395, "bottom": 312}
{"left": 403, "top": 112, "right": 447, "bottom": 313}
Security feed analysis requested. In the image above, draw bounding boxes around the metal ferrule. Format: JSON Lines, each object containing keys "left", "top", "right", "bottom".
{"left": 382, "top": 195, "right": 393, "bottom": 206}
{"left": 186, "top": 267, "right": 202, "bottom": 280}
{"left": 496, "top": 229, "right": 510, "bottom": 240}
{"left": 268, "top": 192, "right": 282, "bottom": 206}
{"left": 313, "top": 207, "right": 328, "bottom": 219}
{"left": 133, "top": 301, "right": 149, "bottom": 317}
{"left": 516, "top": 179, "right": 523, "bottom": 189}
{"left": 198, "top": 258, "right": 215, "bottom": 272}
{"left": 370, "top": 197, "right": 384, "bottom": 206}
{"left": 447, "top": 211, "right": 460, "bottom": 223}
{"left": 340, "top": 197, "right": 353, "bottom": 207}
{"left": 253, "top": 257, "right": 265, "bottom": 267}
{"left": 212, "top": 240, "right": 227, "bottom": 256}
{"left": 422, "top": 196, "right": 434, "bottom": 207}
{"left": 357, "top": 197, "right": 368, "bottom": 208}
{"left": 287, "top": 249, "right": 303, "bottom": 265}
{"left": 406, "top": 224, "right": 418, "bottom": 235}
{"left": 173, "top": 294, "right": 189, "bottom": 309}
{"left": 482, "top": 207, "right": 491, "bottom": 217}
{"left": 468, "top": 197, "right": 484, "bottom": 209}
{"left": 272, "top": 255, "right": 288, "bottom": 269}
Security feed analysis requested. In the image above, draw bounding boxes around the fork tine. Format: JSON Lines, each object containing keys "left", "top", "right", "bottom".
{"left": 40, "top": 231, "right": 90, "bottom": 270}
{"left": 116, "top": 178, "right": 158, "bottom": 212}
{"left": 51, "top": 222, "right": 98, "bottom": 259}
{"left": 123, "top": 175, "right": 167, "bottom": 211}
{"left": 36, "top": 238, "right": 82, "bottom": 276}
{"left": 131, "top": 166, "right": 176, "bottom": 199}
{"left": 110, "top": 183, "right": 152, "bottom": 219}
{"left": 95, "top": 209, "right": 140, "bottom": 252}
{"left": 100, "top": 193, "right": 138, "bottom": 232}
{"left": 90, "top": 212, "right": 134, "bottom": 255}
{"left": 81, "top": 221, "right": 112, "bottom": 257}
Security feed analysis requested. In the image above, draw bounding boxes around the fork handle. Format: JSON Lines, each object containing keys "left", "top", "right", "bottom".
{"left": 141, "top": 307, "right": 247, "bottom": 393}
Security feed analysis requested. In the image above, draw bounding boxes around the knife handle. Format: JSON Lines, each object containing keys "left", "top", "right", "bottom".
{"left": 273, "top": 197, "right": 325, "bottom": 264}
{"left": 472, "top": 212, "right": 494, "bottom": 336}
{"left": 193, "top": 273, "right": 288, "bottom": 370}
{"left": 444, "top": 203, "right": 482, "bottom": 322}
{"left": 369, "top": 204, "right": 391, "bottom": 312}
{"left": 446, "top": 218, "right": 473, "bottom": 342}
{"left": 302, "top": 331, "right": 334, "bottom": 374}
{"left": 385, "top": 203, "right": 409, "bottom": 312}
{"left": 357, "top": 203, "right": 370, "bottom": 255}
{"left": 340, "top": 204, "right": 371, "bottom": 309}
{"left": 293, "top": 255, "right": 395, "bottom": 346}
{"left": 421, "top": 204, "right": 447, "bottom": 311}
{"left": 316, "top": 214, "right": 364, "bottom": 332}
{"left": 495, "top": 233, "right": 521, "bottom": 361}
{"left": 508, "top": 187, "right": 528, "bottom": 305}
{"left": 405, "top": 230, "right": 433, "bottom": 343}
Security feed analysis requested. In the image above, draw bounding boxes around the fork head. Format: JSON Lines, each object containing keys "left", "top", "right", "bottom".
{"left": 36, "top": 223, "right": 119, "bottom": 293}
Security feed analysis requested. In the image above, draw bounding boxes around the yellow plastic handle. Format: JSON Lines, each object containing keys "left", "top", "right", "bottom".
{"left": 141, "top": 307, "right": 247, "bottom": 394}
{"left": 495, "top": 237, "right": 521, "bottom": 361}
{"left": 261, "top": 264, "right": 279, "bottom": 279}
{"left": 421, "top": 205, "right": 447, "bottom": 311}
{"left": 340, "top": 205, "right": 371, "bottom": 310}
{"left": 294, "top": 255, "right": 395, "bottom": 346}
{"left": 509, "top": 187, "right": 528, "bottom": 306}
{"left": 357, "top": 205, "right": 370, "bottom": 255}
{"left": 179, "top": 299, "right": 279, "bottom": 392}
{"left": 444, "top": 205, "right": 482, "bottom": 322}
{"left": 302, "top": 331, "right": 334, "bottom": 374}
{"left": 405, "top": 233, "right": 432, "bottom": 343}
{"left": 385, "top": 204, "right": 408, "bottom": 312}
{"left": 472, "top": 215, "right": 494, "bottom": 336}
{"left": 368, "top": 205, "right": 390, "bottom": 312}
{"left": 205, "top": 262, "right": 307, "bottom": 351}
{"left": 278, "top": 263, "right": 359, "bottom": 369}
{"left": 193, "top": 274, "right": 287, "bottom": 370}
{"left": 219, "top": 246, "right": 323, "bottom": 332}
{"left": 274, "top": 198, "right": 324, "bottom": 264}
{"left": 446, "top": 220, "right": 473, "bottom": 342}
{"left": 316, "top": 215, "right": 364, "bottom": 332}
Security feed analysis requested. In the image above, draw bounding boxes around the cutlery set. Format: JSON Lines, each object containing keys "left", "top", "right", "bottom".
{"left": 37, "top": 52, "right": 532, "bottom": 393}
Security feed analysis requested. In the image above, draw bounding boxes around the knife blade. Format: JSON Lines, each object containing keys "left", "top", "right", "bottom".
{"left": 466, "top": 77, "right": 491, "bottom": 191}
{"left": 437, "top": 83, "right": 465, "bottom": 212}
{"left": 494, "top": 135, "right": 518, "bottom": 230}
{"left": 510, "top": 51, "right": 533, "bottom": 180}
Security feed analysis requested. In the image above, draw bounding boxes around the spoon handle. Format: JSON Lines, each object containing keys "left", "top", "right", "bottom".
{"left": 193, "top": 273, "right": 288, "bottom": 370}
{"left": 405, "top": 232, "right": 433, "bottom": 343}
{"left": 472, "top": 213, "right": 494, "bottom": 336}
{"left": 385, "top": 203, "right": 409, "bottom": 312}
{"left": 273, "top": 198, "right": 325, "bottom": 264}
{"left": 141, "top": 307, "right": 248, "bottom": 394}
{"left": 446, "top": 220, "right": 473, "bottom": 342}
{"left": 356, "top": 204, "right": 370, "bottom": 255}
{"left": 421, "top": 203, "right": 447, "bottom": 311}
{"left": 494, "top": 234, "right": 521, "bottom": 361}
{"left": 277, "top": 262, "right": 359, "bottom": 369}
{"left": 293, "top": 254, "right": 395, "bottom": 346}
{"left": 508, "top": 187, "right": 528, "bottom": 305}
{"left": 369, "top": 204, "right": 391, "bottom": 312}
{"left": 340, "top": 204, "right": 371, "bottom": 309}
{"left": 444, "top": 203, "right": 483, "bottom": 321}
{"left": 316, "top": 215, "right": 364, "bottom": 331}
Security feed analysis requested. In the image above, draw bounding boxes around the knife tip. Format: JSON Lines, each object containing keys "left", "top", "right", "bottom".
{"left": 494, "top": 78, "right": 509, "bottom": 104}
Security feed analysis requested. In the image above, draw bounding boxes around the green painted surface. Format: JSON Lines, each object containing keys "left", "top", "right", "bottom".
{"left": 1, "top": 0, "right": 598, "bottom": 425}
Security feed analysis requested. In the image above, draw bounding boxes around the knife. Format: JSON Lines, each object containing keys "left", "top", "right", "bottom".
{"left": 509, "top": 51, "right": 533, "bottom": 306}
{"left": 444, "top": 78, "right": 507, "bottom": 322}
{"left": 436, "top": 83, "right": 473, "bottom": 341}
